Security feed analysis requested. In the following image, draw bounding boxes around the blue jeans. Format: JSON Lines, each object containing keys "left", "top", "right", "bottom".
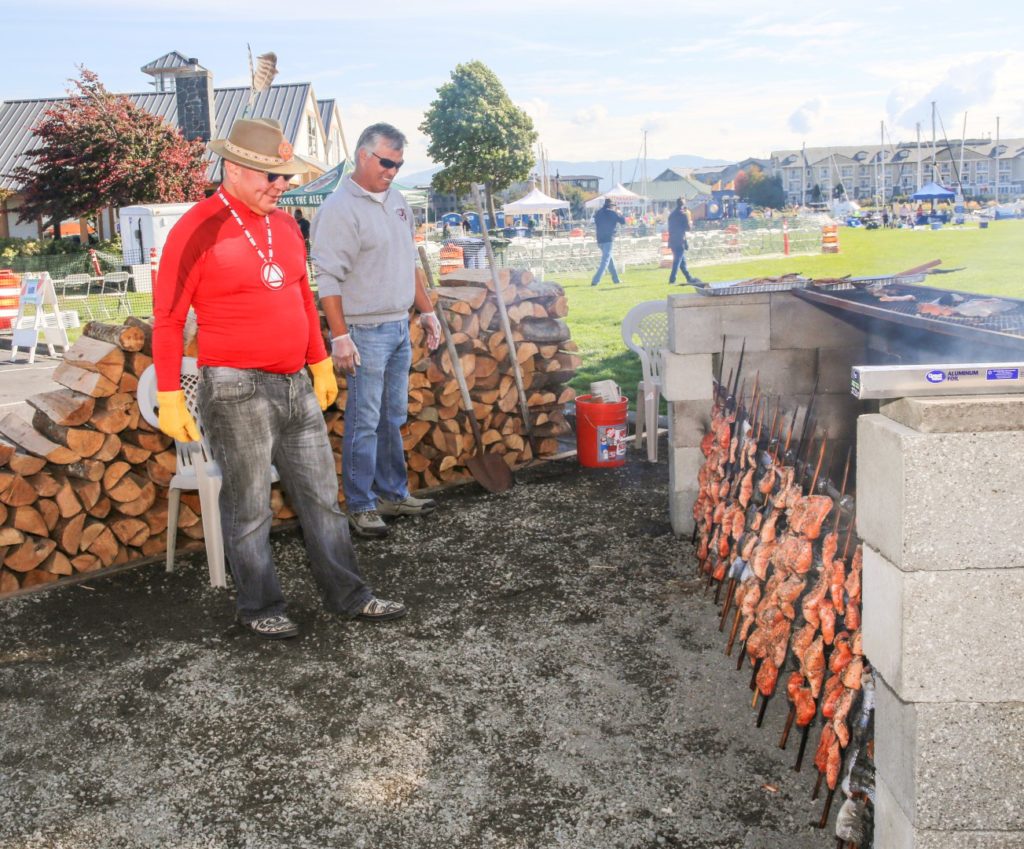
{"left": 591, "top": 241, "right": 620, "bottom": 284}
{"left": 198, "top": 366, "right": 371, "bottom": 621}
{"left": 669, "top": 244, "right": 693, "bottom": 283}
{"left": 343, "top": 320, "right": 412, "bottom": 513}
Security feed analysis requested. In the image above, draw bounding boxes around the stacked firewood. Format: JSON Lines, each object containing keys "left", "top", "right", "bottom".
{"left": 0, "top": 319, "right": 183, "bottom": 594}
{"left": 0, "top": 273, "right": 578, "bottom": 595}
{"left": 692, "top": 369, "right": 873, "bottom": 845}
{"left": 326, "top": 267, "right": 578, "bottom": 491}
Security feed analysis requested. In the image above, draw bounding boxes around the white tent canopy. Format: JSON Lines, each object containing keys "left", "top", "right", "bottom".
{"left": 585, "top": 182, "right": 645, "bottom": 210}
{"left": 501, "top": 187, "right": 570, "bottom": 282}
{"left": 503, "top": 186, "right": 570, "bottom": 215}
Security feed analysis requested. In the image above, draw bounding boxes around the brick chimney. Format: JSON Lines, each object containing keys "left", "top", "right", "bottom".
{"left": 175, "top": 58, "right": 215, "bottom": 143}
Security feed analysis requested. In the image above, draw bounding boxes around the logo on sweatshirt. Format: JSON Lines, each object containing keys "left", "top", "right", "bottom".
{"left": 396, "top": 208, "right": 407, "bottom": 222}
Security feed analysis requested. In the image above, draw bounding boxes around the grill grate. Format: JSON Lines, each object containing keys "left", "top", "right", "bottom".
{"left": 795, "top": 282, "right": 1024, "bottom": 346}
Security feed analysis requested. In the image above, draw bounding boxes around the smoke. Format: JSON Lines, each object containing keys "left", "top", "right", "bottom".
{"left": 788, "top": 99, "right": 823, "bottom": 134}
{"left": 888, "top": 56, "right": 1007, "bottom": 132}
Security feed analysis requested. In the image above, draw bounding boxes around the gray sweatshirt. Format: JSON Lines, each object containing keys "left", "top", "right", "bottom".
{"left": 310, "top": 174, "right": 416, "bottom": 325}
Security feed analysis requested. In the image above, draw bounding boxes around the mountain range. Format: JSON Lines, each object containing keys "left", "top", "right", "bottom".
{"left": 402, "top": 154, "right": 730, "bottom": 194}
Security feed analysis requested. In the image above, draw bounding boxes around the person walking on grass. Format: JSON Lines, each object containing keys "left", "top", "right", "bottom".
{"left": 591, "top": 199, "right": 625, "bottom": 286}
{"left": 310, "top": 122, "right": 443, "bottom": 539}
{"left": 667, "top": 198, "right": 699, "bottom": 285}
{"left": 153, "top": 117, "right": 408, "bottom": 639}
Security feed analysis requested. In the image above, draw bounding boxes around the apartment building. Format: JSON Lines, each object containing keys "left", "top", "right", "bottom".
{"left": 770, "top": 139, "right": 1024, "bottom": 205}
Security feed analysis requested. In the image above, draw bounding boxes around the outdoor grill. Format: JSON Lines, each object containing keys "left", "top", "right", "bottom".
{"left": 795, "top": 280, "right": 1024, "bottom": 357}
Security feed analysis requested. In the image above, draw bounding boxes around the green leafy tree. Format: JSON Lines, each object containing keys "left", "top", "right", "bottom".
{"left": 420, "top": 61, "right": 537, "bottom": 226}
{"left": 560, "top": 184, "right": 587, "bottom": 219}
{"left": 733, "top": 165, "right": 784, "bottom": 210}
{"left": 13, "top": 68, "right": 207, "bottom": 235}
{"left": 747, "top": 175, "right": 785, "bottom": 209}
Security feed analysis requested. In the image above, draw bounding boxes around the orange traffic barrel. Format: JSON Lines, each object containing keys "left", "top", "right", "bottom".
{"left": 821, "top": 224, "right": 840, "bottom": 253}
{"left": 0, "top": 269, "right": 22, "bottom": 330}
{"left": 439, "top": 244, "right": 464, "bottom": 276}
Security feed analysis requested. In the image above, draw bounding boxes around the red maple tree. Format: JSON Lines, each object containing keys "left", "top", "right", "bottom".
{"left": 13, "top": 68, "right": 207, "bottom": 234}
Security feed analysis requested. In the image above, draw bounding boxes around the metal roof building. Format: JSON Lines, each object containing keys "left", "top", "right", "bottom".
{"left": 0, "top": 51, "right": 344, "bottom": 238}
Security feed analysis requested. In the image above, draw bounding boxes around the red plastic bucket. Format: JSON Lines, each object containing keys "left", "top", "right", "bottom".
{"left": 575, "top": 393, "right": 628, "bottom": 468}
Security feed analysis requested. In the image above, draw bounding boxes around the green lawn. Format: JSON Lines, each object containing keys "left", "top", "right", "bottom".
{"left": 555, "top": 219, "right": 1024, "bottom": 407}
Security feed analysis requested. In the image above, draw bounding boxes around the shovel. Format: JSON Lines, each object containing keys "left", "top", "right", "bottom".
{"left": 418, "top": 246, "right": 513, "bottom": 493}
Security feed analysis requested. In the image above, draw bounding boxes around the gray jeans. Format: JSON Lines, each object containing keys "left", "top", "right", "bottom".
{"left": 198, "top": 366, "right": 372, "bottom": 621}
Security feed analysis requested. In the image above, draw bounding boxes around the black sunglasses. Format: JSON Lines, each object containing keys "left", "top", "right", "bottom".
{"left": 266, "top": 172, "right": 291, "bottom": 183}
{"left": 371, "top": 151, "right": 404, "bottom": 171}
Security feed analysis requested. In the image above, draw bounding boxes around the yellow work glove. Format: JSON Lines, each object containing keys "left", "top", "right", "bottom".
{"left": 157, "top": 390, "right": 200, "bottom": 442}
{"left": 308, "top": 357, "right": 339, "bottom": 410}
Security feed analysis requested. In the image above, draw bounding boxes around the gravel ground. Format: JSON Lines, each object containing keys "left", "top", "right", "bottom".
{"left": 0, "top": 449, "right": 834, "bottom": 848}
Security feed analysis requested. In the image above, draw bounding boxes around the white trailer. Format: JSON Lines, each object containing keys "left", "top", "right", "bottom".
{"left": 119, "top": 202, "right": 195, "bottom": 267}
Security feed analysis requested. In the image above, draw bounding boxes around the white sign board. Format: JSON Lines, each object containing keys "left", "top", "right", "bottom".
{"left": 10, "top": 272, "right": 70, "bottom": 363}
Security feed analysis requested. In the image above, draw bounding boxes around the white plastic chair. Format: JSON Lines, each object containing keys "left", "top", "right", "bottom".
{"left": 137, "top": 359, "right": 228, "bottom": 588}
{"left": 621, "top": 300, "right": 668, "bottom": 462}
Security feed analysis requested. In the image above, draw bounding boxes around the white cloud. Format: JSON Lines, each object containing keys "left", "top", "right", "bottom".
{"left": 789, "top": 99, "right": 824, "bottom": 135}
{"left": 572, "top": 105, "right": 608, "bottom": 126}
{"left": 889, "top": 56, "right": 1007, "bottom": 134}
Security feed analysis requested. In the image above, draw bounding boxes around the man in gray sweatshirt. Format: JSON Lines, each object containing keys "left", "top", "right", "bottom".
{"left": 311, "top": 123, "right": 442, "bottom": 538}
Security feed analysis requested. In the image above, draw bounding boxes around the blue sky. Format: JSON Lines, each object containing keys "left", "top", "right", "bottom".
{"left": 6, "top": 0, "right": 1023, "bottom": 174}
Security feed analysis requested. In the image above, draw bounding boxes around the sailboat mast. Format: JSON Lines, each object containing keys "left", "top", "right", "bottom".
{"left": 995, "top": 116, "right": 1001, "bottom": 201}
{"left": 921, "top": 121, "right": 929, "bottom": 192}
{"left": 931, "top": 101, "right": 937, "bottom": 182}
{"left": 957, "top": 113, "right": 967, "bottom": 202}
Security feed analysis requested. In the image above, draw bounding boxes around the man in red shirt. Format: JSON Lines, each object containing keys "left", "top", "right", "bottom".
{"left": 153, "top": 118, "right": 407, "bottom": 638}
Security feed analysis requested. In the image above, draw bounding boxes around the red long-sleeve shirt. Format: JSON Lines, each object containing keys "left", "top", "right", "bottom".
{"left": 152, "top": 189, "right": 327, "bottom": 391}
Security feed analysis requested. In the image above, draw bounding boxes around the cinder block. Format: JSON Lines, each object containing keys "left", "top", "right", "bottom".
{"left": 661, "top": 352, "right": 713, "bottom": 402}
{"left": 874, "top": 676, "right": 1024, "bottom": 831}
{"left": 876, "top": 777, "right": 1024, "bottom": 849}
{"left": 817, "top": 346, "right": 867, "bottom": 394}
{"left": 667, "top": 293, "right": 770, "bottom": 355}
{"left": 862, "top": 544, "right": 905, "bottom": 696}
{"left": 864, "top": 546, "right": 1024, "bottom": 702}
{"left": 882, "top": 394, "right": 1024, "bottom": 435}
{"left": 770, "top": 294, "right": 867, "bottom": 350}
{"left": 735, "top": 348, "right": 817, "bottom": 396}
{"left": 668, "top": 444, "right": 702, "bottom": 536}
{"left": 669, "top": 489, "right": 696, "bottom": 536}
{"left": 669, "top": 400, "right": 713, "bottom": 448}
{"left": 874, "top": 774, "right": 916, "bottom": 849}
{"left": 858, "top": 414, "right": 1024, "bottom": 571}
{"left": 857, "top": 413, "right": 907, "bottom": 566}
{"left": 668, "top": 445, "right": 703, "bottom": 497}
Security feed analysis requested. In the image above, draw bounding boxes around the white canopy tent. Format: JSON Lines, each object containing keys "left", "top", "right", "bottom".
{"left": 585, "top": 182, "right": 646, "bottom": 211}
{"left": 502, "top": 187, "right": 569, "bottom": 280}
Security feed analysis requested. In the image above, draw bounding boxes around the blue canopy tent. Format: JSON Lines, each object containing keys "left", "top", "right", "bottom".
{"left": 911, "top": 181, "right": 956, "bottom": 224}
{"left": 911, "top": 181, "right": 955, "bottom": 202}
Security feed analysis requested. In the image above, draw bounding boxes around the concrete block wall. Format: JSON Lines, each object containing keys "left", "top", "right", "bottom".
{"left": 859, "top": 396, "right": 1024, "bottom": 847}
{"left": 663, "top": 291, "right": 868, "bottom": 534}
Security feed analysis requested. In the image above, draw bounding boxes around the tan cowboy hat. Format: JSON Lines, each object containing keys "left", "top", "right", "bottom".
{"left": 208, "top": 118, "right": 305, "bottom": 175}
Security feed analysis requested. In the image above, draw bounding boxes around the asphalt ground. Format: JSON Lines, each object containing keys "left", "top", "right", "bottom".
{"left": 0, "top": 441, "right": 837, "bottom": 849}
{"left": 0, "top": 338, "right": 63, "bottom": 423}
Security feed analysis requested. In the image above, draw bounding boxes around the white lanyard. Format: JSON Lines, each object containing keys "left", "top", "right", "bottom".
{"left": 217, "top": 190, "right": 285, "bottom": 289}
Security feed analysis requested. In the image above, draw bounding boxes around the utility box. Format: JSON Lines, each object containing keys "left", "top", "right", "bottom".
{"left": 119, "top": 203, "right": 195, "bottom": 266}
